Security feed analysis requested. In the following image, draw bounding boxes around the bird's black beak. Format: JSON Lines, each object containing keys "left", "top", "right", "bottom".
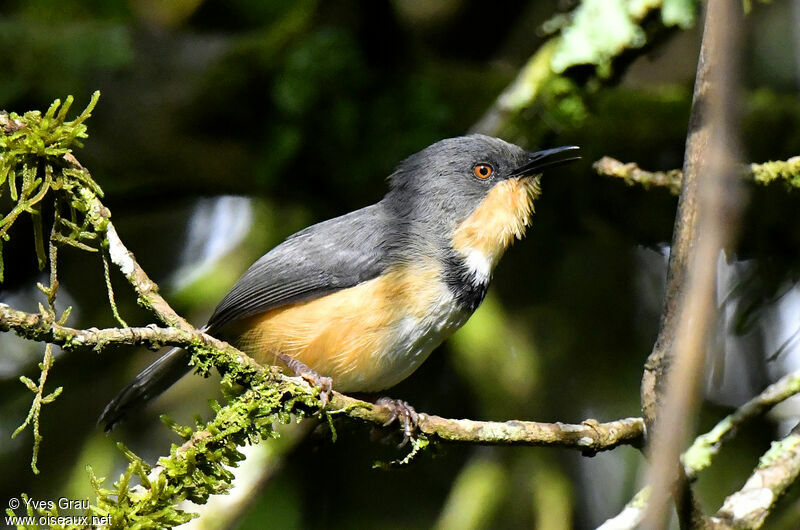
{"left": 508, "top": 146, "right": 581, "bottom": 178}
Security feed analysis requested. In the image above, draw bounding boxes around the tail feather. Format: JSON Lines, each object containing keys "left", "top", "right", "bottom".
{"left": 99, "top": 347, "right": 192, "bottom": 431}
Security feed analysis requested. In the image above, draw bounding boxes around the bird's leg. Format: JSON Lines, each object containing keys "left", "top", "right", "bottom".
{"left": 277, "top": 353, "right": 333, "bottom": 407}
{"left": 375, "top": 397, "right": 419, "bottom": 446}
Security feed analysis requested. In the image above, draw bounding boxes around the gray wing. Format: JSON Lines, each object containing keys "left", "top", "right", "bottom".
{"left": 207, "top": 203, "right": 392, "bottom": 331}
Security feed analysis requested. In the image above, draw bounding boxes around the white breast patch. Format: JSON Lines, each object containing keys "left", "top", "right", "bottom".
{"left": 463, "top": 249, "right": 493, "bottom": 285}
{"left": 365, "top": 284, "right": 471, "bottom": 391}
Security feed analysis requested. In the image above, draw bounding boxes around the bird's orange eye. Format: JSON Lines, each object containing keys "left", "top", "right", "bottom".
{"left": 473, "top": 163, "right": 494, "bottom": 180}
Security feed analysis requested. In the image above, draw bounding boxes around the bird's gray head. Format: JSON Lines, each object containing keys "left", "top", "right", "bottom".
{"left": 383, "top": 135, "right": 578, "bottom": 248}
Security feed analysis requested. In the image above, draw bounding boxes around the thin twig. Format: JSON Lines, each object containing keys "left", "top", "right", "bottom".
{"left": 683, "top": 369, "right": 800, "bottom": 480}
{"left": 593, "top": 155, "right": 800, "bottom": 194}
{"left": 593, "top": 157, "right": 683, "bottom": 194}
{"left": 11, "top": 343, "right": 62, "bottom": 474}
{"left": 102, "top": 251, "right": 128, "bottom": 328}
{"left": 63, "top": 153, "right": 191, "bottom": 331}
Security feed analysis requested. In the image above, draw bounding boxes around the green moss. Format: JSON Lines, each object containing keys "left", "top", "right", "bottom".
{"left": 11, "top": 344, "right": 63, "bottom": 474}
{"left": 681, "top": 431, "right": 719, "bottom": 475}
{"left": 751, "top": 157, "right": 800, "bottom": 190}
{"left": 81, "top": 376, "right": 326, "bottom": 529}
{"left": 758, "top": 434, "right": 800, "bottom": 468}
{"left": 662, "top": 0, "right": 697, "bottom": 28}
{"left": 373, "top": 434, "right": 431, "bottom": 470}
{"left": 552, "top": 0, "right": 646, "bottom": 74}
{"left": 0, "top": 92, "right": 103, "bottom": 282}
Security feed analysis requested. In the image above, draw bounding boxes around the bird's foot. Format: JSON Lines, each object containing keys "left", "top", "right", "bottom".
{"left": 376, "top": 397, "right": 419, "bottom": 446}
{"left": 277, "top": 354, "right": 333, "bottom": 407}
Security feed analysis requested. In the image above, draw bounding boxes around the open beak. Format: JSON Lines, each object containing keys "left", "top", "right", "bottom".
{"left": 508, "top": 145, "right": 581, "bottom": 178}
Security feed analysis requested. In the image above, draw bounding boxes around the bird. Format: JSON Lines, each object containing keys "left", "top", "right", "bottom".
{"left": 100, "top": 134, "right": 579, "bottom": 433}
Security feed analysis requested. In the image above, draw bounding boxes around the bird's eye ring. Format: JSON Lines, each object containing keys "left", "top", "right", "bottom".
{"left": 473, "top": 163, "right": 494, "bottom": 180}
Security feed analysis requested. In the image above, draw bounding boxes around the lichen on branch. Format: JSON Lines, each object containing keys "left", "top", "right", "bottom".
{"left": 711, "top": 431, "right": 800, "bottom": 527}
{"left": 593, "top": 155, "right": 800, "bottom": 194}
{"left": 549, "top": 0, "right": 698, "bottom": 76}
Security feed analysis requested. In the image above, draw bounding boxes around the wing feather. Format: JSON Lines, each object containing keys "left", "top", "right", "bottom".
{"left": 207, "top": 203, "right": 392, "bottom": 331}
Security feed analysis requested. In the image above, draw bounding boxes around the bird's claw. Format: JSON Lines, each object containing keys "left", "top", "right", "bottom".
{"left": 376, "top": 397, "right": 419, "bottom": 446}
{"left": 277, "top": 354, "right": 333, "bottom": 407}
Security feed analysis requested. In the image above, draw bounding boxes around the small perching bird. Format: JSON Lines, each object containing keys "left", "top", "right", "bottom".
{"left": 100, "top": 135, "right": 579, "bottom": 432}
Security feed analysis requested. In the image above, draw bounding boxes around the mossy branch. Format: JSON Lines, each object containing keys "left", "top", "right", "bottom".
{"left": 601, "top": 368, "right": 800, "bottom": 529}
{"left": 594, "top": 155, "right": 800, "bottom": 194}
{"left": 0, "top": 302, "right": 644, "bottom": 453}
{"left": 0, "top": 92, "right": 102, "bottom": 281}
{"left": 2, "top": 293, "right": 643, "bottom": 527}
{"left": 11, "top": 344, "right": 62, "bottom": 475}
{"left": 711, "top": 430, "right": 800, "bottom": 528}
{"left": 593, "top": 156, "right": 684, "bottom": 194}
{"left": 750, "top": 157, "right": 800, "bottom": 188}
{"left": 1, "top": 93, "right": 106, "bottom": 473}
{"left": 81, "top": 380, "right": 327, "bottom": 528}
{"left": 682, "top": 369, "right": 800, "bottom": 480}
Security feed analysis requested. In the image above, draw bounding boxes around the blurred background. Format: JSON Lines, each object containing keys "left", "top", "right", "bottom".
{"left": 1, "top": 0, "right": 799, "bottom": 528}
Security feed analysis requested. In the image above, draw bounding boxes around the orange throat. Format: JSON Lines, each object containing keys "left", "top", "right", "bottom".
{"left": 451, "top": 176, "right": 541, "bottom": 275}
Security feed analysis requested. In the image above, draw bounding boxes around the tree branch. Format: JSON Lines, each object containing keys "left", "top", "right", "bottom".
{"left": 64, "top": 153, "right": 192, "bottom": 331}
{"left": 0, "top": 302, "right": 643, "bottom": 451}
{"left": 415, "top": 415, "right": 643, "bottom": 452}
{"left": 711, "top": 429, "right": 800, "bottom": 528}
{"left": 593, "top": 155, "right": 800, "bottom": 194}
{"left": 601, "top": 368, "right": 800, "bottom": 529}
{"left": 470, "top": 1, "right": 697, "bottom": 137}
{"left": 642, "top": 0, "right": 744, "bottom": 527}
{"left": 683, "top": 369, "right": 800, "bottom": 480}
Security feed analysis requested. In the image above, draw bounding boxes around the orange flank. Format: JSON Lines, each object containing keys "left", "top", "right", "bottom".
{"left": 452, "top": 176, "right": 541, "bottom": 266}
{"left": 228, "top": 261, "right": 468, "bottom": 392}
